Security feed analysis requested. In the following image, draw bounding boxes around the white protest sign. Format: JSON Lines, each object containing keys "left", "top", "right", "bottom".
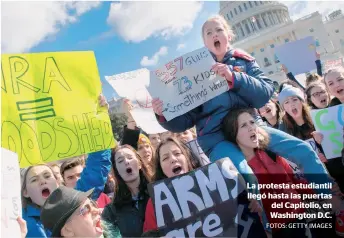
{"left": 1, "top": 148, "right": 22, "bottom": 238}
{"left": 105, "top": 69, "right": 167, "bottom": 134}
{"left": 305, "top": 138, "right": 321, "bottom": 153}
{"left": 311, "top": 105, "right": 344, "bottom": 159}
{"left": 148, "top": 47, "right": 229, "bottom": 121}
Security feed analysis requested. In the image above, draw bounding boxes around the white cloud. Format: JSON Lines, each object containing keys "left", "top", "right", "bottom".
{"left": 177, "top": 43, "right": 186, "bottom": 51}
{"left": 140, "top": 46, "right": 168, "bottom": 67}
{"left": 281, "top": 1, "right": 344, "bottom": 20}
{"left": 1, "top": 1, "right": 101, "bottom": 53}
{"left": 106, "top": 2, "right": 203, "bottom": 43}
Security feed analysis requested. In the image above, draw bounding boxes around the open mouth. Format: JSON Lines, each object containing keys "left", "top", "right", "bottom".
{"left": 214, "top": 39, "right": 220, "bottom": 49}
{"left": 95, "top": 218, "right": 103, "bottom": 233}
{"left": 41, "top": 188, "right": 51, "bottom": 198}
{"left": 250, "top": 133, "right": 257, "bottom": 142}
{"left": 126, "top": 168, "right": 133, "bottom": 174}
{"left": 337, "top": 88, "right": 344, "bottom": 94}
{"left": 291, "top": 108, "right": 298, "bottom": 115}
{"left": 172, "top": 166, "right": 182, "bottom": 175}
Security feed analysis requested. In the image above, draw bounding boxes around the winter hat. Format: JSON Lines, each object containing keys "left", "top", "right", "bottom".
{"left": 138, "top": 134, "right": 151, "bottom": 146}
{"left": 278, "top": 84, "right": 304, "bottom": 106}
{"left": 41, "top": 186, "right": 94, "bottom": 237}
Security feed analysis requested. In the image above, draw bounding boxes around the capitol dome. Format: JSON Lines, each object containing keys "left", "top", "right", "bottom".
{"left": 220, "top": 1, "right": 292, "bottom": 43}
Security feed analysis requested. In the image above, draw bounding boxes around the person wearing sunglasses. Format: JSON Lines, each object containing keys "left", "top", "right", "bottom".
{"left": 40, "top": 186, "right": 121, "bottom": 237}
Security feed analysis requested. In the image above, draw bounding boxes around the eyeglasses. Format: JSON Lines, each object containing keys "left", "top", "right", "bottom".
{"left": 311, "top": 90, "right": 326, "bottom": 98}
{"left": 67, "top": 200, "right": 98, "bottom": 223}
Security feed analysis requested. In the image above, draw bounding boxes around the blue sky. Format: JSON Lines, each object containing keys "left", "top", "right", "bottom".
{"left": 2, "top": 1, "right": 343, "bottom": 100}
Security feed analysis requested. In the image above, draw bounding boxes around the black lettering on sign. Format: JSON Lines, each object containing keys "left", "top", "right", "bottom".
{"left": 148, "top": 158, "right": 266, "bottom": 237}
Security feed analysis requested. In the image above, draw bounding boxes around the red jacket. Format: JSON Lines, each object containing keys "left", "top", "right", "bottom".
{"left": 248, "top": 150, "right": 314, "bottom": 231}
{"left": 143, "top": 198, "right": 157, "bottom": 232}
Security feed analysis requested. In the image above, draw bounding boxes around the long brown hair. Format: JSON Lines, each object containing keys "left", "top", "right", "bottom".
{"left": 153, "top": 137, "right": 201, "bottom": 182}
{"left": 111, "top": 145, "right": 153, "bottom": 207}
{"left": 258, "top": 99, "right": 284, "bottom": 126}
{"left": 223, "top": 107, "right": 270, "bottom": 150}
{"left": 21, "top": 164, "right": 57, "bottom": 209}
{"left": 282, "top": 102, "right": 315, "bottom": 140}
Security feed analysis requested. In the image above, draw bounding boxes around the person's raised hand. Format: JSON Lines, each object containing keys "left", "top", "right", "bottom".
{"left": 17, "top": 217, "right": 27, "bottom": 238}
{"left": 152, "top": 98, "right": 164, "bottom": 116}
{"left": 98, "top": 94, "right": 109, "bottom": 109}
{"left": 316, "top": 51, "right": 320, "bottom": 60}
{"left": 248, "top": 199, "right": 263, "bottom": 216}
{"left": 281, "top": 64, "right": 288, "bottom": 73}
{"left": 311, "top": 131, "right": 324, "bottom": 144}
{"left": 211, "top": 63, "right": 233, "bottom": 82}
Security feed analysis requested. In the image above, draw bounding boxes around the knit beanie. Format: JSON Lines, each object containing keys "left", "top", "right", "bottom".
{"left": 278, "top": 84, "right": 304, "bottom": 106}
{"left": 138, "top": 134, "right": 151, "bottom": 146}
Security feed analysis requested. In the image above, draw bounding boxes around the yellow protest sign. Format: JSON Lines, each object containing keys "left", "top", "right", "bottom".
{"left": 1, "top": 51, "right": 116, "bottom": 168}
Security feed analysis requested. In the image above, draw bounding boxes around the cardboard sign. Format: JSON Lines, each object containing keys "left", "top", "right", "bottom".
{"left": 105, "top": 69, "right": 167, "bottom": 134}
{"left": 185, "top": 139, "right": 210, "bottom": 166}
{"left": 1, "top": 148, "right": 22, "bottom": 237}
{"left": 1, "top": 52, "right": 116, "bottom": 167}
{"left": 148, "top": 158, "right": 266, "bottom": 238}
{"left": 148, "top": 47, "right": 229, "bottom": 121}
{"left": 275, "top": 36, "right": 317, "bottom": 75}
{"left": 311, "top": 105, "right": 344, "bottom": 159}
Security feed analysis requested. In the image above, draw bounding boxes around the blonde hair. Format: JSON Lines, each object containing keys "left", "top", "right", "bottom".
{"left": 324, "top": 67, "right": 344, "bottom": 83}
{"left": 201, "top": 15, "right": 235, "bottom": 42}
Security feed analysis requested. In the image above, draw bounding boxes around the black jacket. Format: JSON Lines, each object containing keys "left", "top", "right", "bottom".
{"left": 102, "top": 193, "right": 150, "bottom": 237}
{"left": 121, "top": 125, "right": 149, "bottom": 150}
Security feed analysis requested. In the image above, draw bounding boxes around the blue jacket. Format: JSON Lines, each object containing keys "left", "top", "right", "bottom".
{"left": 23, "top": 149, "right": 112, "bottom": 237}
{"left": 157, "top": 49, "right": 274, "bottom": 154}
{"left": 23, "top": 205, "right": 51, "bottom": 238}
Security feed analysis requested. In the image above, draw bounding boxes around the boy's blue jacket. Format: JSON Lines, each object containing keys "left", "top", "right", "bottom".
{"left": 23, "top": 149, "right": 111, "bottom": 237}
{"left": 157, "top": 49, "right": 274, "bottom": 154}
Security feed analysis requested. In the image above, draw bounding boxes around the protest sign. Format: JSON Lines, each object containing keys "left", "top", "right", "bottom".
{"left": 323, "top": 58, "right": 343, "bottom": 71}
{"left": 275, "top": 36, "right": 316, "bottom": 75}
{"left": 311, "top": 105, "right": 344, "bottom": 159}
{"left": 1, "top": 148, "right": 22, "bottom": 237}
{"left": 1, "top": 52, "right": 116, "bottom": 167}
{"left": 305, "top": 138, "right": 321, "bottom": 154}
{"left": 148, "top": 158, "right": 266, "bottom": 238}
{"left": 185, "top": 139, "right": 210, "bottom": 166}
{"left": 148, "top": 47, "right": 229, "bottom": 121}
{"left": 105, "top": 69, "right": 167, "bottom": 134}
